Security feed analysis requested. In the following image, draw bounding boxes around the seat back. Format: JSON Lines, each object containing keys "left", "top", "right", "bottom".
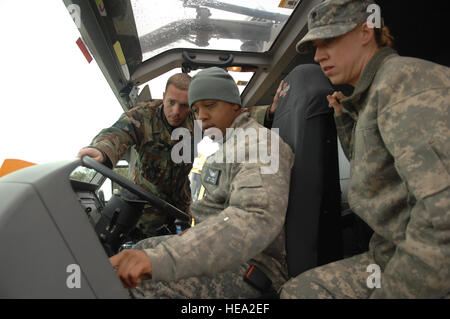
{"left": 272, "top": 64, "right": 342, "bottom": 278}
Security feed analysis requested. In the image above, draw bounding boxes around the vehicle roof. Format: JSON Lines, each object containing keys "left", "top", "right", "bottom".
{"left": 63, "top": 0, "right": 450, "bottom": 112}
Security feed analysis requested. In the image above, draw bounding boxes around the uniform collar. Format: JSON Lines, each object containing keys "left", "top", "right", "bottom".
{"left": 229, "top": 111, "right": 250, "bottom": 130}
{"left": 222, "top": 112, "right": 251, "bottom": 144}
{"left": 341, "top": 47, "right": 398, "bottom": 116}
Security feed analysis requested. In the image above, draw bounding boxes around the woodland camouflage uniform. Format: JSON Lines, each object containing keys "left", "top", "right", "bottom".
{"left": 90, "top": 100, "right": 194, "bottom": 236}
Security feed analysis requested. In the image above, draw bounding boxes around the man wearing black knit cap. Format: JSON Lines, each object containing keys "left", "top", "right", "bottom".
{"left": 109, "top": 67, "right": 294, "bottom": 298}
{"left": 189, "top": 67, "right": 244, "bottom": 141}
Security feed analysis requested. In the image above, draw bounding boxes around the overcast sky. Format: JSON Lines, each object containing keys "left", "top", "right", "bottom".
{"left": 0, "top": 1, "right": 125, "bottom": 165}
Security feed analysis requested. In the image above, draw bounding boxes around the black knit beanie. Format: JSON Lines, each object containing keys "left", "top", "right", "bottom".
{"left": 188, "top": 67, "right": 242, "bottom": 108}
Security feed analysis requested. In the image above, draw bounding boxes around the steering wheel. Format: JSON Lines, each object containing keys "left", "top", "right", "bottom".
{"left": 81, "top": 155, "right": 191, "bottom": 222}
{"left": 81, "top": 155, "right": 191, "bottom": 256}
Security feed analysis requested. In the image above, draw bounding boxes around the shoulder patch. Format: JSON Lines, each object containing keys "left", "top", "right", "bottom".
{"left": 204, "top": 167, "right": 221, "bottom": 185}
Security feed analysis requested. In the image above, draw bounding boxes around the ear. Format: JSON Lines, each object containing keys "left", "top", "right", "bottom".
{"left": 232, "top": 104, "right": 241, "bottom": 111}
{"left": 360, "top": 22, "right": 376, "bottom": 46}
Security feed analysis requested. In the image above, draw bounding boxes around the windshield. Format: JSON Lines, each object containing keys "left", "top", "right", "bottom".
{"left": 131, "top": 0, "right": 300, "bottom": 61}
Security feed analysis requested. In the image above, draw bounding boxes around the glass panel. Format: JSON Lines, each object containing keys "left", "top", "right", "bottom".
{"left": 228, "top": 69, "right": 254, "bottom": 94}
{"left": 142, "top": 68, "right": 253, "bottom": 99}
{"left": 70, "top": 166, "right": 98, "bottom": 184}
{"left": 131, "top": 0, "right": 300, "bottom": 61}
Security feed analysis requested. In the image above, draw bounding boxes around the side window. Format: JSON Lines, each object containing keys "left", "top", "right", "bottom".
{"left": 70, "top": 167, "right": 97, "bottom": 183}
{"left": 97, "top": 160, "right": 129, "bottom": 202}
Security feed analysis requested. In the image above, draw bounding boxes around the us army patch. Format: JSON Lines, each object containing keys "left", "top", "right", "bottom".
{"left": 204, "top": 168, "right": 221, "bottom": 185}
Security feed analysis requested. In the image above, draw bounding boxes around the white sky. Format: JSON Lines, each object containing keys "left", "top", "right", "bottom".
{"left": 0, "top": 0, "right": 124, "bottom": 165}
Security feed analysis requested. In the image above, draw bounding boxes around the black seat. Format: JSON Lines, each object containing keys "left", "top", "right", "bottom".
{"left": 272, "top": 64, "right": 343, "bottom": 278}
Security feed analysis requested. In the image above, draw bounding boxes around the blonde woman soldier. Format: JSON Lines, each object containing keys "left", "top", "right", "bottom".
{"left": 280, "top": 0, "right": 450, "bottom": 299}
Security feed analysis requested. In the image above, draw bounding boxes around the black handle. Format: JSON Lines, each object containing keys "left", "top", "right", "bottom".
{"left": 182, "top": 51, "right": 234, "bottom": 68}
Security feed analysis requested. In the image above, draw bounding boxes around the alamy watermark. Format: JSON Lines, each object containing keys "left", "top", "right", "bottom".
{"left": 67, "top": 4, "right": 81, "bottom": 29}
{"left": 367, "top": 4, "right": 382, "bottom": 29}
{"left": 366, "top": 264, "right": 381, "bottom": 289}
{"left": 171, "top": 120, "right": 280, "bottom": 175}
{"left": 66, "top": 264, "right": 81, "bottom": 289}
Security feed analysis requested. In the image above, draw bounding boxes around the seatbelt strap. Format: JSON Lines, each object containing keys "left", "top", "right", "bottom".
{"left": 243, "top": 265, "right": 279, "bottom": 299}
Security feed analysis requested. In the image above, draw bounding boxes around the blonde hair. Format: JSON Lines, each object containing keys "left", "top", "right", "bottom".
{"left": 374, "top": 26, "right": 395, "bottom": 48}
{"left": 166, "top": 73, "right": 192, "bottom": 91}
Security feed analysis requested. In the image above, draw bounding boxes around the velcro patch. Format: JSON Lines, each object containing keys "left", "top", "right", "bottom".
{"left": 204, "top": 168, "right": 221, "bottom": 185}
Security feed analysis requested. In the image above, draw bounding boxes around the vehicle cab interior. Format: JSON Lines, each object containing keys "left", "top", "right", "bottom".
{"left": 0, "top": 0, "right": 448, "bottom": 298}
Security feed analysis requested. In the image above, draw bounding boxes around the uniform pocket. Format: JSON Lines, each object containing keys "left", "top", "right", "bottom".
{"left": 230, "top": 167, "right": 269, "bottom": 210}
{"left": 395, "top": 140, "right": 450, "bottom": 200}
{"left": 355, "top": 125, "right": 381, "bottom": 158}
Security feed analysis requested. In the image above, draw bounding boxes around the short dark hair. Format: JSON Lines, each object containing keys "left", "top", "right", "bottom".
{"left": 165, "top": 73, "right": 192, "bottom": 91}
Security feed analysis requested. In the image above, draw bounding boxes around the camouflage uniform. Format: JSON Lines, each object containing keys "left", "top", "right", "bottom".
{"left": 130, "top": 112, "right": 294, "bottom": 298}
{"left": 90, "top": 101, "right": 272, "bottom": 237}
{"left": 247, "top": 105, "right": 275, "bottom": 128}
{"left": 281, "top": 47, "right": 450, "bottom": 298}
{"left": 90, "top": 100, "right": 195, "bottom": 236}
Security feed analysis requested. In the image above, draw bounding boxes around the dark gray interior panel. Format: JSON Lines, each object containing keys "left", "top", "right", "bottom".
{"left": 0, "top": 160, "right": 128, "bottom": 298}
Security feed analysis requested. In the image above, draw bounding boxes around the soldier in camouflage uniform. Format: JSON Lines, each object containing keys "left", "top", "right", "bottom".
{"left": 77, "top": 73, "right": 276, "bottom": 237}
{"left": 109, "top": 67, "right": 294, "bottom": 298}
{"left": 77, "top": 73, "right": 193, "bottom": 237}
{"left": 280, "top": 0, "right": 450, "bottom": 298}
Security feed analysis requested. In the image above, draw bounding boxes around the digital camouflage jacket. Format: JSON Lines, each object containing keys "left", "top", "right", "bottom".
{"left": 143, "top": 113, "right": 294, "bottom": 290}
{"left": 90, "top": 101, "right": 272, "bottom": 236}
{"left": 335, "top": 48, "right": 450, "bottom": 298}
